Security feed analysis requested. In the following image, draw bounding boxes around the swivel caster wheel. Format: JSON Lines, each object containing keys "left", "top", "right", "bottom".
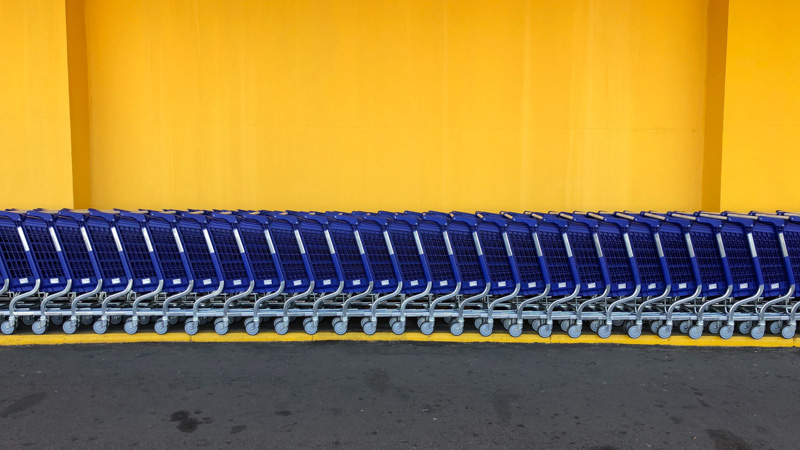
{"left": 389, "top": 317, "right": 399, "bottom": 327}
{"left": 80, "top": 315, "right": 93, "bottom": 326}
{"left": 391, "top": 320, "right": 405, "bottom": 335}
{"left": 508, "top": 323, "right": 522, "bottom": 338}
{"left": 154, "top": 319, "right": 169, "bottom": 335}
{"left": 243, "top": 318, "right": 260, "bottom": 336}
{"left": 214, "top": 320, "right": 229, "bottom": 336}
{"left": 738, "top": 321, "right": 752, "bottom": 335}
{"left": 124, "top": 318, "right": 138, "bottom": 335}
{"left": 770, "top": 321, "right": 783, "bottom": 335}
{"left": 32, "top": 320, "right": 47, "bottom": 335}
{"left": 474, "top": 318, "right": 485, "bottom": 330}
{"left": 627, "top": 324, "right": 642, "bottom": 339}
{"left": 184, "top": 319, "right": 199, "bottom": 336}
{"left": 93, "top": 319, "right": 108, "bottom": 334}
{"left": 719, "top": 324, "right": 734, "bottom": 340}
{"left": 567, "top": 324, "right": 582, "bottom": 339}
{"left": 110, "top": 315, "right": 122, "bottom": 325}
{"left": 589, "top": 320, "right": 600, "bottom": 333}
{"left": 417, "top": 318, "right": 426, "bottom": 329}
{"left": 62, "top": 320, "right": 77, "bottom": 335}
{"left": 363, "top": 320, "right": 377, "bottom": 336}
{"left": 51, "top": 316, "right": 63, "bottom": 326}
{"left": 781, "top": 325, "right": 796, "bottom": 339}
{"left": 1, "top": 320, "right": 16, "bottom": 335}
{"left": 657, "top": 325, "right": 672, "bottom": 339}
{"left": 688, "top": 325, "right": 703, "bottom": 340}
{"left": 709, "top": 321, "right": 722, "bottom": 334}
{"left": 333, "top": 319, "right": 348, "bottom": 335}
{"left": 22, "top": 315, "right": 36, "bottom": 326}
{"left": 138, "top": 316, "right": 151, "bottom": 325}
{"left": 303, "top": 319, "right": 318, "bottom": 335}
{"left": 449, "top": 321, "right": 464, "bottom": 336}
{"left": 750, "top": 325, "right": 765, "bottom": 340}
{"left": 479, "top": 323, "right": 493, "bottom": 337}
{"left": 530, "top": 319, "right": 541, "bottom": 331}
{"left": 612, "top": 320, "right": 624, "bottom": 327}
{"left": 560, "top": 320, "right": 572, "bottom": 332}
{"left": 650, "top": 321, "right": 663, "bottom": 335}
{"left": 538, "top": 324, "right": 552, "bottom": 338}
{"left": 679, "top": 321, "right": 691, "bottom": 334}
{"left": 502, "top": 319, "right": 513, "bottom": 330}
{"left": 168, "top": 316, "right": 179, "bottom": 325}
{"left": 360, "top": 317, "right": 370, "bottom": 328}
{"left": 420, "top": 320, "right": 434, "bottom": 336}
{"left": 597, "top": 324, "right": 612, "bottom": 339}
{"left": 274, "top": 320, "right": 289, "bottom": 335}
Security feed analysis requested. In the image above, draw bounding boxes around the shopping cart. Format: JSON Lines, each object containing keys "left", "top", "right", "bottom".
{"left": 0, "top": 211, "right": 42, "bottom": 334}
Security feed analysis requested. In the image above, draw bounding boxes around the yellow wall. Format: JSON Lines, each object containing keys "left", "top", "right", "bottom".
{"left": 720, "top": 0, "right": 800, "bottom": 211}
{"left": 80, "top": 0, "right": 710, "bottom": 212}
{"left": 0, "top": 0, "right": 74, "bottom": 208}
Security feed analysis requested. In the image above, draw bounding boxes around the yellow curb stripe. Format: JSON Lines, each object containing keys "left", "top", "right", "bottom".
{"left": 0, "top": 329, "right": 797, "bottom": 347}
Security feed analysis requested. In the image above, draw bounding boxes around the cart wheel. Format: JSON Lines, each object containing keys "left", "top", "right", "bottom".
{"left": 770, "top": 321, "right": 783, "bottom": 335}
{"left": 688, "top": 325, "right": 703, "bottom": 340}
{"left": 391, "top": 320, "right": 404, "bottom": 335}
{"left": 80, "top": 315, "right": 94, "bottom": 326}
{"left": 124, "top": 318, "right": 138, "bottom": 335}
{"left": 650, "top": 320, "right": 663, "bottom": 335}
{"left": 333, "top": 320, "right": 348, "bottom": 335}
{"left": 32, "top": 320, "right": 47, "bottom": 335}
{"left": 627, "top": 324, "right": 642, "bottom": 339}
{"left": 508, "top": 323, "right": 522, "bottom": 338}
{"left": 474, "top": 318, "right": 485, "bottom": 329}
{"left": 109, "top": 315, "right": 122, "bottom": 325}
{"left": 612, "top": 320, "right": 624, "bottom": 327}
{"left": 62, "top": 320, "right": 77, "bottom": 335}
{"left": 449, "top": 321, "right": 463, "bottom": 336}
{"left": 389, "top": 317, "right": 398, "bottom": 327}
{"left": 214, "top": 320, "right": 229, "bottom": 336}
{"left": 93, "top": 319, "right": 108, "bottom": 335}
{"left": 719, "top": 325, "right": 734, "bottom": 340}
{"left": 363, "top": 320, "right": 377, "bottom": 336}
{"left": 781, "top": 325, "right": 796, "bottom": 339}
{"left": 589, "top": 320, "right": 600, "bottom": 333}
{"left": 560, "top": 320, "right": 572, "bottom": 332}
{"left": 679, "top": 321, "right": 691, "bottom": 334}
{"left": 530, "top": 319, "right": 541, "bottom": 331}
{"left": 154, "top": 319, "right": 169, "bottom": 335}
{"left": 274, "top": 320, "right": 289, "bottom": 335}
{"left": 538, "top": 324, "right": 552, "bottom": 338}
{"left": 360, "top": 317, "right": 370, "bottom": 328}
{"left": 168, "top": 316, "right": 179, "bottom": 325}
{"left": 184, "top": 319, "right": 199, "bottom": 336}
{"left": 479, "top": 323, "right": 493, "bottom": 337}
{"left": 597, "top": 324, "right": 612, "bottom": 339}
{"left": 22, "top": 315, "right": 36, "bottom": 326}
{"left": 304, "top": 320, "right": 318, "bottom": 335}
{"left": 567, "top": 324, "right": 582, "bottom": 339}
{"left": 738, "top": 321, "right": 752, "bottom": 335}
{"left": 198, "top": 317, "right": 208, "bottom": 326}
{"left": 750, "top": 325, "right": 765, "bottom": 340}
{"left": 420, "top": 320, "right": 434, "bottom": 335}
{"left": 657, "top": 325, "right": 672, "bottom": 339}
{"left": 1, "top": 320, "right": 16, "bottom": 335}
{"left": 242, "top": 318, "right": 258, "bottom": 336}
{"left": 51, "top": 316, "right": 63, "bottom": 326}
{"left": 138, "top": 316, "right": 151, "bottom": 325}
{"left": 502, "top": 319, "right": 512, "bottom": 330}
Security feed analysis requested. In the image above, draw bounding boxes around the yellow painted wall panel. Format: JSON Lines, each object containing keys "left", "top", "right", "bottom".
{"left": 720, "top": 0, "right": 800, "bottom": 211}
{"left": 0, "top": 0, "right": 74, "bottom": 208}
{"left": 83, "top": 0, "right": 710, "bottom": 211}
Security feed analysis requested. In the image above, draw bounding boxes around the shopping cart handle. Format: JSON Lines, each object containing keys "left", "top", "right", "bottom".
{"left": 479, "top": 215, "right": 509, "bottom": 229}
{"left": 210, "top": 212, "right": 239, "bottom": 224}
{"left": 179, "top": 212, "right": 209, "bottom": 224}
{"left": 332, "top": 214, "right": 359, "bottom": 225}
{"left": 0, "top": 210, "right": 24, "bottom": 221}
{"left": 508, "top": 213, "right": 539, "bottom": 228}
{"left": 757, "top": 215, "right": 787, "bottom": 228}
{"left": 421, "top": 214, "right": 448, "bottom": 227}
{"left": 631, "top": 216, "right": 661, "bottom": 230}
{"left": 449, "top": 213, "right": 478, "bottom": 227}
{"left": 58, "top": 209, "right": 88, "bottom": 222}
{"left": 725, "top": 215, "right": 756, "bottom": 229}
{"left": 403, "top": 210, "right": 425, "bottom": 218}
{"left": 569, "top": 215, "right": 599, "bottom": 229}
{"left": 147, "top": 211, "right": 178, "bottom": 223}
{"left": 239, "top": 212, "right": 269, "bottom": 224}
{"left": 266, "top": 212, "right": 299, "bottom": 225}
{"left": 118, "top": 210, "right": 148, "bottom": 222}
{"left": 299, "top": 213, "right": 329, "bottom": 226}
{"left": 88, "top": 209, "right": 119, "bottom": 222}
{"left": 541, "top": 215, "right": 569, "bottom": 231}
{"left": 663, "top": 215, "right": 693, "bottom": 232}
{"left": 391, "top": 214, "right": 419, "bottom": 226}
{"left": 603, "top": 216, "right": 630, "bottom": 229}
{"left": 358, "top": 214, "right": 389, "bottom": 227}
{"left": 25, "top": 211, "right": 57, "bottom": 222}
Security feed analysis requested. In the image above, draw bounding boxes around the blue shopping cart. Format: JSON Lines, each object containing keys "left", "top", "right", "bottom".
{"left": 0, "top": 211, "right": 42, "bottom": 334}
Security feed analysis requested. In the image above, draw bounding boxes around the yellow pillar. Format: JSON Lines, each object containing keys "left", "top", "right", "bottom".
{"left": 0, "top": 0, "right": 75, "bottom": 208}
{"left": 720, "top": 0, "right": 800, "bottom": 211}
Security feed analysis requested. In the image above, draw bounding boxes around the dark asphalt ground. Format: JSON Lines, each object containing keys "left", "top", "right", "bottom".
{"left": 0, "top": 342, "right": 797, "bottom": 449}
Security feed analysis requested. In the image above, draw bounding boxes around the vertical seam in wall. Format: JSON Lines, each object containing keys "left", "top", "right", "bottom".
{"left": 701, "top": 0, "right": 729, "bottom": 212}
{"left": 65, "top": 0, "right": 92, "bottom": 208}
